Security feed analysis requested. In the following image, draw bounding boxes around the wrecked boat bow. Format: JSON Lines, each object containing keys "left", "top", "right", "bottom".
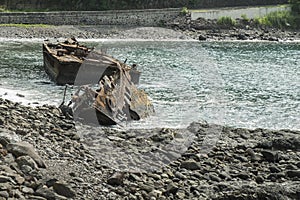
{"left": 53, "top": 38, "right": 154, "bottom": 125}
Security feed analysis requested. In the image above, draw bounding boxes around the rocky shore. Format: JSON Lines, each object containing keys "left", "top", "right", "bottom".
{"left": 0, "top": 97, "right": 299, "bottom": 199}
{"left": 0, "top": 17, "right": 299, "bottom": 41}
{"left": 0, "top": 25, "right": 191, "bottom": 40}
{"left": 167, "top": 15, "right": 300, "bottom": 42}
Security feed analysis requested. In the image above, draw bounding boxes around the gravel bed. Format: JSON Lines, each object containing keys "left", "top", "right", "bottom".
{"left": 0, "top": 98, "right": 299, "bottom": 199}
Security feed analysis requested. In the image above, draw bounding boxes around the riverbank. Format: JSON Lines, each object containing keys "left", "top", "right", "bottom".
{"left": 0, "top": 22, "right": 299, "bottom": 41}
{"left": 0, "top": 97, "right": 299, "bottom": 199}
{"left": 0, "top": 25, "right": 192, "bottom": 41}
{"left": 167, "top": 15, "right": 300, "bottom": 42}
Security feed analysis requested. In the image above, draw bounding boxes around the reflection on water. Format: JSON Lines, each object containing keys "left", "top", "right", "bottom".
{"left": 0, "top": 40, "right": 299, "bottom": 130}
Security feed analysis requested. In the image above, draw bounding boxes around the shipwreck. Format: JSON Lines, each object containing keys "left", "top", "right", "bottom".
{"left": 44, "top": 38, "right": 154, "bottom": 125}
{"left": 43, "top": 38, "right": 140, "bottom": 85}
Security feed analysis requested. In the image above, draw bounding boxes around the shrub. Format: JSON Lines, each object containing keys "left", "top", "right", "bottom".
{"left": 289, "top": 0, "right": 300, "bottom": 13}
{"left": 181, "top": 7, "right": 189, "bottom": 15}
{"left": 254, "top": 11, "right": 295, "bottom": 29}
{"left": 217, "top": 16, "right": 236, "bottom": 26}
{"left": 241, "top": 14, "right": 249, "bottom": 21}
{"left": 289, "top": 0, "right": 300, "bottom": 28}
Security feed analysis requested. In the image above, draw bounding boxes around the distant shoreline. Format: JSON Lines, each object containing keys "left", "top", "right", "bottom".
{"left": 0, "top": 25, "right": 299, "bottom": 42}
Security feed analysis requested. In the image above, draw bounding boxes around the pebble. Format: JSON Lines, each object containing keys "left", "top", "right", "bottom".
{"left": 53, "top": 181, "right": 76, "bottom": 198}
{"left": 286, "top": 170, "right": 300, "bottom": 178}
{"left": 256, "top": 175, "right": 264, "bottom": 184}
{"left": 107, "top": 172, "right": 124, "bottom": 186}
{"left": 0, "top": 191, "right": 9, "bottom": 198}
{"left": 0, "top": 97, "right": 299, "bottom": 199}
{"left": 180, "top": 160, "right": 201, "bottom": 170}
{"left": 6, "top": 142, "right": 46, "bottom": 168}
{"left": 21, "top": 186, "right": 34, "bottom": 194}
{"left": 261, "top": 150, "right": 278, "bottom": 162}
{"left": 165, "top": 182, "right": 179, "bottom": 195}
{"left": 16, "top": 155, "right": 38, "bottom": 169}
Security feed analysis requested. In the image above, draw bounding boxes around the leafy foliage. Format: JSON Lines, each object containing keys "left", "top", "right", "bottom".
{"left": 181, "top": 7, "right": 189, "bottom": 15}
{"left": 289, "top": 0, "right": 300, "bottom": 27}
{"left": 241, "top": 14, "right": 249, "bottom": 21}
{"left": 289, "top": 0, "right": 300, "bottom": 13}
{"left": 254, "top": 11, "right": 295, "bottom": 29}
{"left": 217, "top": 16, "right": 236, "bottom": 26}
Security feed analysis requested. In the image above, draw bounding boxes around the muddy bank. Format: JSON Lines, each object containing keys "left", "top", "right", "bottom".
{"left": 0, "top": 97, "right": 299, "bottom": 199}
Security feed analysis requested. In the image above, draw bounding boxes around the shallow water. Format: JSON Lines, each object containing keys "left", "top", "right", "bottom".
{"left": 0, "top": 40, "right": 299, "bottom": 130}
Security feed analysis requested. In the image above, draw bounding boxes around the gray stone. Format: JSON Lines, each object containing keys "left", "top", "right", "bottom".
{"left": 269, "top": 165, "right": 281, "bottom": 173}
{"left": 35, "top": 187, "right": 57, "bottom": 200}
{"left": 176, "top": 190, "right": 186, "bottom": 199}
{"left": 0, "top": 175, "right": 15, "bottom": 184}
{"left": 0, "top": 183, "right": 11, "bottom": 191}
{"left": 16, "top": 155, "right": 38, "bottom": 169}
{"left": 20, "top": 165, "right": 33, "bottom": 174}
{"left": 286, "top": 170, "right": 300, "bottom": 178}
{"left": 6, "top": 142, "right": 46, "bottom": 168}
{"left": 180, "top": 160, "right": 201, "bottom": 170}
{"left": 46, "top": 179, "right": 58, "bottom": 187}
{"left": 0, "top": 129, "right": 20, "bottom": 147}
{"left": 198, "top": 34, "right": 207, "bottom": 41}
{"left": 261, "top": 150, "right": 278, "bottom": 162}
{"left": 256, "top": 176, "right": 264, "bottom": 184}
{"left": 209, "top": 173, "right": 222, "bottom": 182}
{"left": 149, "top": 190, "right": 162, "bottom": 198}
{"left": 0, "top": 191, "right": 9, "bottom": 198}
{"left": 27, "top": 196, "right": 47, "bottom": 200}
{"left": 14, "top": 189, "right": 26, "bottom": 199}
{"left": 53, "top": 181, "right": 76, "bottom": 198}
{"left": 107, "top": 172, "right": 124, "bottom": 186}
{"left": 72, "top": 177, "right": 84, "bottom": 183}
{"left": 165, "top": 182, "right": 179, "bottom": 195}
{"left": 296, "top": 161, "right": 300, "bottom": 168}
{"left": 286, "top": 164, "right": 298, "bottom": 170}
{"left": 14, "top": 174, "right": 25, "bottom": 185}
{"left": 175, "top": 171, "right": 187, "bottom": 179}
{"left": 236, "top": 172, "right": 250, "bottom": 180}
{"left": 139, "top": 183, "right": 154, "bottom": 193}
{"left": 22, "top": 186, "right": 34, "bottom": 194}
{"left": 219, "top": 171, "right": 231, "bottom": 180}
{"left": 128, "top": 174, "right": 142, "bottom": 182}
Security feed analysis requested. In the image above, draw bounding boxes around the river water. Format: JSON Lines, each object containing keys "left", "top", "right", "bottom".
{"left": 0, "top": 39, "right": 299, "bottom": 130}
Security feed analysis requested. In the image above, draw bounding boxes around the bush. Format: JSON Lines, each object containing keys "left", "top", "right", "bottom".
{"left": 290, "top": 0, "right": 300, "bottom": 13}
{"left": 289, "top": 0, "right": 300, "bottom": 28}
{"left": 241, "top": 14, "right": 249, "bottom": 21}
{"left": 254, "top": 11, "right": 295, "bottom": 29}
{"left": 217, "top": 16, "right": 236, "bottom": 26}
{"left": 181, "top": 7, "right": 189, "bottom": 15}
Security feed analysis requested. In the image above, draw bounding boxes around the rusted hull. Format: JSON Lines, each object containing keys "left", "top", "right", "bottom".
{"left": 46, "top": 38, "right": 153, "bottom": 125}
{"left": 43, "top": 45, "right": 81, "bottom": 85}
{"left": 42, "top": 42, "right": 141, "bottom": 85}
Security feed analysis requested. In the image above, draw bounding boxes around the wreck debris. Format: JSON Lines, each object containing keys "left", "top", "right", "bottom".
{"left": 49, "top": 38, "right": 154, "bottom": 125}
{"left": 70, "top": 62, "right": 154, "bottom": 125}
{"left": 43, "top": 38, "right": 140, "bottom": 85}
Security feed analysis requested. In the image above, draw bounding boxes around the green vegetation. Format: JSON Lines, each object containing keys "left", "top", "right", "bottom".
{"left": 181, "top": 7, "right": 189, "bottom": 15}
{"left": 217, "top": 16, "right": 236, "bottom": 26}
{"left": 290, "top": 0, "right": 300, "bottom": 13}
{"left": 289, "top": 0, "right": 300, "bottom": 27}
{"left": 253, "top": 1, "right": 300, "bottom": 29}
{"left": 254, "top": 10, "right": 296, "bottom": 29}
{"left": 0, "top": 24, "right": 51, "bottom": 28}
{"left": 241, "top": 14, "right": 250, "bottom": 21}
